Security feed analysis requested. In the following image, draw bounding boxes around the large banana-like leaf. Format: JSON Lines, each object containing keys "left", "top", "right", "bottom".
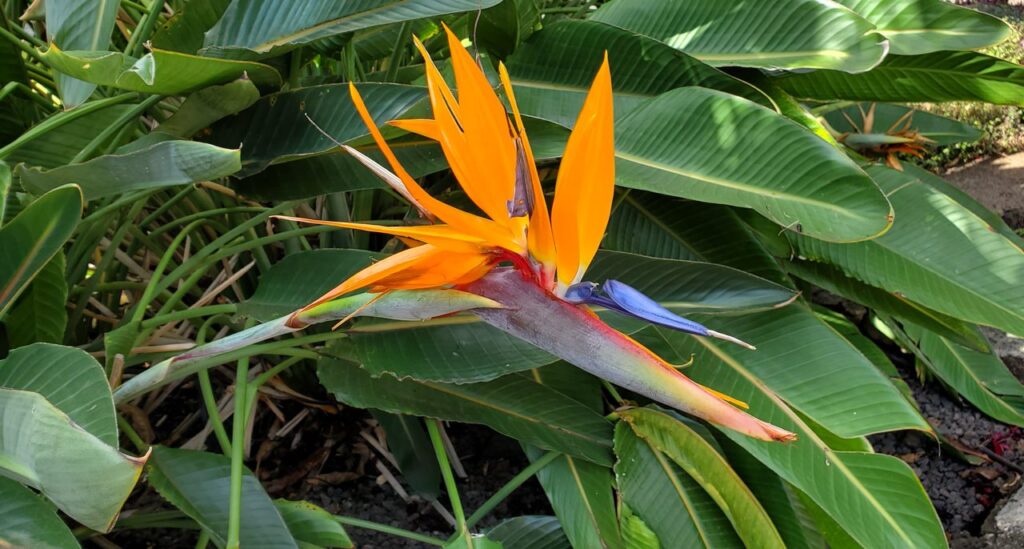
{"left": 5, "top": 252, "right": 67, "bottom": 347}
{"left": 717, "top": 437, "right": 825, "bottom": 549}
{"left": 18, "top": 141, "right": 241, "bottom": 201}
{"left": 486, "top": 516, "right": 570, "bottom": 549}
{"left": 46, "top": 0, "right": 118, "bottom": 106}
{"left": 614, "top": 421, "right": 743, "bottom": 548}
{"left": 788, "top": 164, "right": 1024, "bottom": 336}
{"left": 525, "top": 445, "right": 623, "bottom": 549}
{"left": 590, "top": 0, "right": 887, "bottom": 72}
{"left": 603, "top": 194, "right": 929, "bottom": 437}
{"left": 776, "top": 51, "right": 1024, "bottom": 105}
{"left": 274, "top": 500, "right": 353, "bottom": 548}
{"left": 202, "top": 0, "right": 500, "bottom": 57}
{"left": 784, "top": 258, "right": 989, "bottom": 351}
{"left": 239, "top": 249, "right": 381, "bottom": 320}
{"left": 0, "top": 388, "right": 146, "bottom": 532}
{"left": 505, "top": 19, "right": 772, "bottom": 128}
{"left": 613, "top": 87, "right": 892, "bottom": 243}
{"left": 619, "top": 408, "right": 786, "bottom": 549}
{"left": 900, "top": 163, "right": 1024, "bottom": 249}
{"left": 657, "top": 328, "right": 946, "bottom": 547}
{"left": 41, "top": 46, "right": 281, "bottom": 95}
{"left": 150, "top": 0, "right": 231, "bottom": 54}
{"left": 822, "top": 102, "right": 981, "bottom": 146}
{"left": 208, "top": 83, "right": 426, "bottom": 176}
{"left": 0, "top": 343, "right": 118, "bottom": 446}
{"left": 147, "top": 447, "right": 298, "bottom": 548}
{"left": 904, "top": 323, "right": 1024, "bottom": 426}
{"left": 836, "top": 0, "right": 1010, "bottom": 55}
{"left": 318, "top": 358, "right": 614, "bottom": 466}
{"left": 0, "top": 477, "right": 78, "bottom": 549}
{"left": 0, "top": 185, "right": 82, "bottom": 318}
{"left": 4, "top": 104, "right": 134, "bottom": 169}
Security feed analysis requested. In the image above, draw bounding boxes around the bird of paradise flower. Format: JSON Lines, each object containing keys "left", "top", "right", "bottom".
{"left": 272, "top": 28, "right": 796, "bottom": 442}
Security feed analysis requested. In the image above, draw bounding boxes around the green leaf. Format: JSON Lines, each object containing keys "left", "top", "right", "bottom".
{"left": 525, "top": 446, "right": 623, "bottom": 549}
{"left": 0, "top": 388, "right": 145, "bottom": 532}
{"left": 783, "top": 258, "right": 989, "bottom": 351}
{"left": 584, "top": 251, "right": 797, "bottom": 314}
{"left": 46, "top": 0, "right": 119, "bottom": 106}
{"left": 613, "top": 422, "right": 742, "bottom": 548}
{"left": 486, "top": 516, "right": 570, "bottom": 549}
{"left": 716, "top": 437, "right": 825, "bottom": 549}
{"left": 619, "top": 503, "right": 660, "bottom": 549}
{"left": 0, "top": 476, "right": 79, "bottom": 549}
{"left": 150, "top": 0, "right": 232, "bottom": 54}
{"left": 661, "top": 302, "right": 931, "bottom": 437}
{"left": 591, "top": 0, "right": 886, "bottom": 71}
{"left": 604, "top": 193, "right": 791, "bottom": 286}
{"left": 342, "top": 315, "right": 554, "bottom": 385}
{"left": 776, "top": 51, "right": 1024, "bottom": 105}
{"left": 0, "top": 185, "right": 82, "bottom": 319}
{"left": 0, "top": 342, "right": 117, "bottom": 445}
{"left": 619, "top": 407, "right": 786, "bottom": 549}
{"left": 476, "top": 0, "right": 540, "bottom": 59}
{"left": 274, "top": 499, "right": 353, "bottom": 548}
{"left": 666, "top": 327, "right": 946, "bottom": 547}
{"left": 905, "top": 323, "right": 1024, "bottom": 426}
{"left": 5, "top": 251, "right": 67, "bottom": 347}
{"left": 317, "top": 357, "right": 614, "bottom": 466}
{"left": 208, "top": 83, "right": 426, "bottom": 177}
{"left": 372, "top": 412, "right": 440, "bottom": 496}
{"left": 505, "top": 20, "right": 772, "bottom": 128}
{"left": 4, "top": 104, "right": 135, "bottom": 169}
{"left": 788, "top": 164, "right": 1024, "bottom": 336}
{"left": 122, "top": 79, "right": 261, "bottom": 151}
{"left": 444, "top": 532, "right": 503, "bottom": 549}
{"left": 836, "top": 0, "right": 1011, "bottom": 55}
{"left": 147, "top": 446, "right": 297, "bottom": 548}
{"left": 813, "top": 306, "right": 916, "bottom": 407}
{"left": 42, "top": 46, "right": 282, "bottom": 95}
{"left": 823, "top": 102, "right": 982, "bottom": 146}
{"left": 901, "top": 162, "right": 1024, "bottom": 249}
{"left": 202, "top": 0, "right": 501, "bottom": 57}
{"left": 601, "top": 191, "right": 928, "bottom": 437}
{"left": 239, "top": 249, "right": 380, "bottom": 320}
{"left": 612, "top": 87, "right": 892, "bottom": 243}
{"left": 17, "top": 141, "right": 240, "bottom": 201}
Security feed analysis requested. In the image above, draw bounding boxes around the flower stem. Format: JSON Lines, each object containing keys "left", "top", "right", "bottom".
{"left": 333, "top": 515, "right": 445, "bottom": 546}
{"left": 427, "top": 419, "right": 467, "bottom": 536}
{"left": 225, "top": 354, "right": 250, "bottom": 549}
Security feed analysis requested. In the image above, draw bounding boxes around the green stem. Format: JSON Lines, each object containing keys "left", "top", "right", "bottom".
{"left": 0, "top": 25, "right": 45, "bottom": 64}
{"left": 117, "top": 415, "right": 148, "bottom": 453}
{"left": 125, "top": 0, "right": 165, "bottom": 58}
{"left": 465, "top": 451, "right": 560, "bottom": 528}
{"left": 198, "top": 370, "right": 233, "bottom": 454}
{"left": 334, "top": 515, "right": 445, "bottom": 546}
{"left": 384, "top": 21, "right": 412, "bottom": 82}
{"left": 71, "top": 94, "right": 163, "bottom": 163}
{"left": 194, "top": 529, "right": 210, "bottom": 549}
{"left": 226, "top": 353, "right": 251, "bottom": 549}
{"left": 131, "top": 219, "right": 213, "bottom": 324}
{"left": 0, "top": 80, "right": 55, "bottom": 110}
{"left": 0, "top": 93, "right": 137, "bottom": 160}
{"left": 139, "top": 303, "right": 237, "bottom": 330}
{"left": 427, "top": 419, "right": 467, "bottom": 536}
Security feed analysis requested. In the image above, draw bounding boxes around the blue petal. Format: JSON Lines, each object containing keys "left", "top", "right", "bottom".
{"left": 602, "top": 280, "right": 710, "bottom": 336}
